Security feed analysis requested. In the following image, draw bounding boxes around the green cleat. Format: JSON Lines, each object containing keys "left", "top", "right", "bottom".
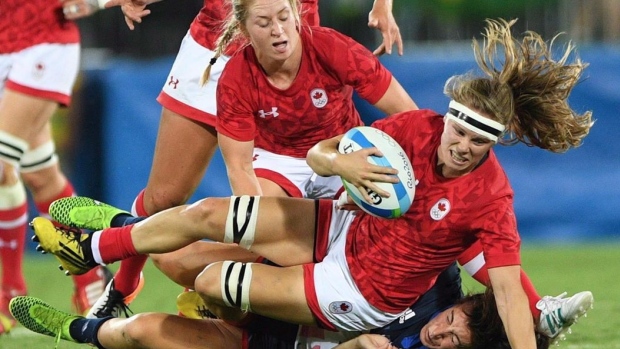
{"left": 9, "top": 296, "right": 79, "bottom": 345}
{"left": 50, "top": 196, "right": 130, "bottom": 230}
{"left": 30, "top": 217, "right": 97, "bottom": 276}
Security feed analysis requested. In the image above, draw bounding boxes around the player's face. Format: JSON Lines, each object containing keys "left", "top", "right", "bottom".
{"left": 437, "top": 117, "right": 495, "bottom": 178}
{"left": 245, "top": 0, "right": 300, "bottom": 63}
{"left": 420, "top": 304, "right": 472, "bottom": 349}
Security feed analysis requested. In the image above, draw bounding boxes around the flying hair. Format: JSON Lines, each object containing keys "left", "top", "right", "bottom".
{"left": 444, "top": 18, "right": 594, "bottom": 153}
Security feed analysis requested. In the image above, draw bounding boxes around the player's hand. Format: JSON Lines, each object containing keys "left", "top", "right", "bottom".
{"left": 368, "top": 1, "right": 404, "bottom": 56}
{"left": 61, "top": 0, "right": 99, "bottom": 20}
{"left": 104, "top": 0, "right": 153, "bottom": 30}
{"left": 334, "top": 147, "right": 399, "bottom": 203}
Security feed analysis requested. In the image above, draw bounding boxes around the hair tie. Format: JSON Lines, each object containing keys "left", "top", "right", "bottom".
{"left": 209, "top": 57, "right": 218, "bottom": 66}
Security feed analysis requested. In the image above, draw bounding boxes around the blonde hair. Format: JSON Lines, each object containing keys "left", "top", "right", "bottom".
{"left": 444, "top": 18, "right": 593, "bottom": 153}
{"left": 200, "top": 0, "right": 301, "bottom": 86}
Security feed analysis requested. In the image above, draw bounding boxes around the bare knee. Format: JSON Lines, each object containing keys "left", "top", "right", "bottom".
{"left": 194, "top": 262, "right": 247, "bottom": 322}
{"left": 184, "top": 197, "right": 229, "bottom": 234}
{"left": 194, "top": 262, "right": 222, "bottom": 302}
{"left": 121, "top": 313, "right": 163, "bottom": 346}
{"left": 144, "top": 187, "right": 192, "bottom": 214}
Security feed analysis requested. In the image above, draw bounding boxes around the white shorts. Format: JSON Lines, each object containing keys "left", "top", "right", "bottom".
{"left": 0, "top": 43, "right": 80, "bottom": 105}
{"left": 253, "top": 148, "right": 343, "bottom": 199}
{"left": 304, "top": 200, "right": 404, "bottom": 332}
{"left": 157, "top": 31, "right": 230, "bottom": 126}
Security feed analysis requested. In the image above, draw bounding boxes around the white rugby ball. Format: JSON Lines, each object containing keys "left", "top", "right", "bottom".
{"left": 337, "top": 126, "right": 415, "bottom": 218}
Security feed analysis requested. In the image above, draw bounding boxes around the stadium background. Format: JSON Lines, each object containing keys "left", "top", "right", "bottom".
{"left": 44, "top": 0, "right": 620, "bottom": 248}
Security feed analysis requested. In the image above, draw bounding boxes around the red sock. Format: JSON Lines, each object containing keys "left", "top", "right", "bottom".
{"left": 458, "top": 241, "right": 542, "bottom": 317}
{"left": 113, "top": 256, "right": 148, "bottom": 296}
{"left": 97, "top": 226, "right": 139, "bottom": 264}
{"left": 132, "top": 189, "right": 149, "bottom": 216}
{"left": 108, "top": 190, "right": 150, "bottom": 296}
{"left": 0, "top": 203, "right": 28, "bottom": 296}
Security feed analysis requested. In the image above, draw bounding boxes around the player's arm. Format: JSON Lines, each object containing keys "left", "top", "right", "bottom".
{"left": 488, "top": 265, "right": 537, "bottom": 349}
{"left": 334, "top": 334, "right": 398, "bottom": 349}
{"left": 372, "top": 77, "right": 418, "bottom": 115}
{"left": 218, "top": 133, "right": 263, "bottom": 196}
{"left": 368, "top": 0, "right": 403, "bottom": 56}
{"left": 307, "top": 135, "right": 397, "bottom": 201}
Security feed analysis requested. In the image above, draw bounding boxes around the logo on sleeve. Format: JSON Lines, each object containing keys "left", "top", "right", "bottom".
{"left": 430, "top": 198, "right": 450, "bottom": 220}
{"left": 310, "top": 88, "right": 328, "bottom": 108}
{"left": 328, "top": 301, "right": 352, "bottom": 314}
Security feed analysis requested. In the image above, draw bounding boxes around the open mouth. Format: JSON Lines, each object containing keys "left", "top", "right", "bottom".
{"left": 273, "top": 40, "right": 288, "bottom": 52}
{"left": 450, "top": 150, "right": 468, "bottom": 165}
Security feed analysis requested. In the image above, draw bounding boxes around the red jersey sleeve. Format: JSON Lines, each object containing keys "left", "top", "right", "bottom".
{"left": 477, "top": 196, "right": 522, "bottom": 268}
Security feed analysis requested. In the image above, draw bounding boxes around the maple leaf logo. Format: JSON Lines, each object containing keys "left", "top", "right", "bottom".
{"left": 438, "top": 202, "right": 446, "bottom": 211}
{"left": 339, "top": 302, "right": 350, "bottom": 311}
{"left": 310, "top": 88, "right": 328, "bottom": 108}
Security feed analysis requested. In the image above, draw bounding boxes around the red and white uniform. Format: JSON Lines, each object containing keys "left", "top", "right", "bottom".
{"left": 0, "top": 0, "right": 80, "bottom": 105}
{"left": 217, "top": 26, "right": 392, "bottom": 158}
{"left": 0, "top": 0, "right": 79, "bottom": 54}
{"left": 306, "top": 110, "right": 521, "bottom": 331}
{"left": 158, "top": 0, "right": 319, "bottom": 125}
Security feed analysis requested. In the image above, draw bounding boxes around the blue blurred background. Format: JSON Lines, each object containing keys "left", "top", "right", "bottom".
{"left": 48, "top": 0, "right": 620, "bottom": 246}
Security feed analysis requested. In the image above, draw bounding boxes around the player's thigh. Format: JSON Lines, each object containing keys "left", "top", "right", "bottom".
{"left": 186, "top": 196, "right": 317, "bottom": 264}
{"left": 146, "top": 108, "right": 217, "bottom": 203}
{"left": 0, "top": 89, "right": 58, "bottom": 140}
{"left": 258, "top": 177, "right": 289, "bottom": 197}
{"left": 151, "top": 241, "right": 259, "bottom": 288}
{"left": 198, "top": 262, "right": 314, "bottom": 326}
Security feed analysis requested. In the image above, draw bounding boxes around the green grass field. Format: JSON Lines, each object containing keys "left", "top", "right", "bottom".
{"left": 1, "top": 242, "right": 619, "bottom": 348}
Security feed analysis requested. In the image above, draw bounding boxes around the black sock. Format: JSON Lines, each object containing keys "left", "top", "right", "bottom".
{"left": 111, "top": 214, "right": 146, "bottom": 227}
{"left": 69, "top": 316, "right": 113, "bottom": 349}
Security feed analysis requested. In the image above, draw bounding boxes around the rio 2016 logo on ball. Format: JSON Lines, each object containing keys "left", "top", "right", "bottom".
{"left": 338, "top": 126, "right": 415, "bottom": 218}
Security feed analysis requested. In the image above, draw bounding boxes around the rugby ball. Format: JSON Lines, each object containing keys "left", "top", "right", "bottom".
{"left": 337, "top": 126, "right": 415, "bottom": 218}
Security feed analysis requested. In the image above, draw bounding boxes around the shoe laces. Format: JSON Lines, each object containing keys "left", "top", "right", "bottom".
{"left": 32, "top": 306, "right": 68, "bottom": 348}
{"left": 92, "top": 290, "right": 133, "bottom": 318}
{"left": 538, "top": 292, "right": 568, "bottom": 336}
{"left": 55, "top": 226, "right": 84, "bottom": 254}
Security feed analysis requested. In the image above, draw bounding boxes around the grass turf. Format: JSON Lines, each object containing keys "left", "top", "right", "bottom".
{"left": 1, "top": 242, "right": 618, "bottom": 348}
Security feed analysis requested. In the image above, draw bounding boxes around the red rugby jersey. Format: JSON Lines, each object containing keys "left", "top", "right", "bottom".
{"left": 346, "top": 110, "right": 521, "bottom": 313}
{"left": 0, "top": 0, "right": 79, "bottom": 53}
{"left": 216, "top": 26, "right": 392, "bottom": 158}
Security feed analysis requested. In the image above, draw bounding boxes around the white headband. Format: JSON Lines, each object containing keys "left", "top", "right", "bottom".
{"left": 445, "top": 100, "right": 506, "bottom": 142}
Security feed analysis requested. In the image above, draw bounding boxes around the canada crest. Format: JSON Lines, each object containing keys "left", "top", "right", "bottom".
{"left": 310, "top": 88, "right": 328, "bottom": 108}
{"left": 328, "top": 301, "right": 352, "bottom": 314}
{"left": 430, "top": 198, "right": 450, "bottom": 221}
